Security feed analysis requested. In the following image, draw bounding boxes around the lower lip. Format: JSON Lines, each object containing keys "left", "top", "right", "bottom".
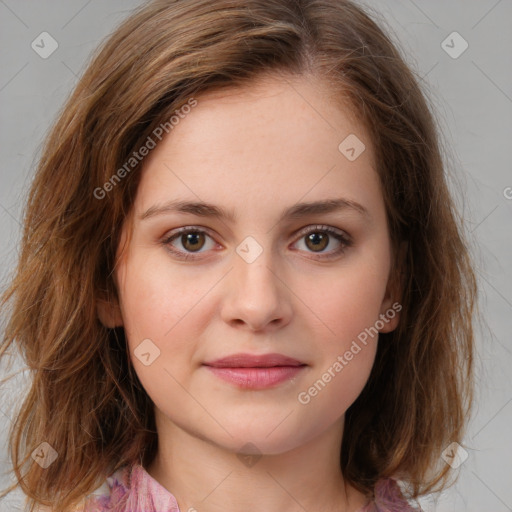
{"left": 204, "top": 366, "right": 305, "bottom": 389}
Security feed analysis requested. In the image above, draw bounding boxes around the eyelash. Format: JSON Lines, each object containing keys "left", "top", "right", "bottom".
{"left": 161, "top": 224, "right": 352, "bottom": 261}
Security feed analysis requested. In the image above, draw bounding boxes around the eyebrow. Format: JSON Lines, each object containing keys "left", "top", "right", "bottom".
{"left": 139, "top": 197, "right": 371, "bottom": 224}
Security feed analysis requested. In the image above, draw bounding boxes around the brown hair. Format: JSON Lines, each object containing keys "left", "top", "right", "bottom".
{"left": 0, "top": 0, "right": 478, "bottom": 510}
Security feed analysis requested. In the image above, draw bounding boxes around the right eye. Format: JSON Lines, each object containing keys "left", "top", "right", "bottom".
{"left": 162, "top": 227, "right": 218, "bottom": 259}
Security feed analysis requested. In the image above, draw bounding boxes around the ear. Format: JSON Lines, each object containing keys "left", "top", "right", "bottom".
{"left": 378, "top": 240, "right": 407, "bottom": 333}
{"left": 96, "top": 296, "right": 124, "bottom": 328}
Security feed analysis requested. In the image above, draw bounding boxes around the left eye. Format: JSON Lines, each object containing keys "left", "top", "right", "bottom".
{"left": 292, "top": 225, "right": 351, "bottom": 256}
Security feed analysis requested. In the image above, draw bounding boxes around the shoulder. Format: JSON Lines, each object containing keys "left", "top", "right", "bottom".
{"left": 33, "top": 465, "right": 131, "bottom": 512}
{"left": 33, "top": 499, "right": 94, "bottom": 512}
{"left": 370, "top": 478, "right": 423, "bottom": 512}
{"left": 33, "top": 506, "right": 83, "bottom": 512}
{"left": 84, "top": 463, "right": 180, "bottom": 511}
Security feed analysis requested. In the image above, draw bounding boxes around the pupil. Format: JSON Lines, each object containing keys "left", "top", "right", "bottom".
{"left": 307, "top": 233, "right": 328, "bottom": 251}
{"left": 183, "top": 232, "right": 204, "bottom": 251}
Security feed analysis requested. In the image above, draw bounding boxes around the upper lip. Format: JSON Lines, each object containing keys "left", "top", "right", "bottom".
{"left": 203, "top": 353, "right": 305, "bottom": 368}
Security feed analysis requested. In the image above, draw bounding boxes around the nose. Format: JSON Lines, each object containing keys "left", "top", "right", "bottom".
{"left": 220, "top": 248, "right": 293, "bottom": 332}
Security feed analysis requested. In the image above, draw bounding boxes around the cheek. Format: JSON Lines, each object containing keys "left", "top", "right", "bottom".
{"left": 292, "top": 250, "right": 388, "bottom": 413}
{"left": 295, "top": 271, "right": 381, "bottom": 419}
{"left": 118, "top": 252, "right": 203, "bottom": 337}
{"left": 296, "top": 341, "right": 377, "bottom": 430}
{"left": 297, "top": 255, "right": 390, "bottom": 350}
{"left": 116, "top": 257, "right": 211, "bottom": 415}
{"left": 116, "top": 254, "right": 210, "bottom": 378}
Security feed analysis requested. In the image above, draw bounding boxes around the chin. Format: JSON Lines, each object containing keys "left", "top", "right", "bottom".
{"left": 203, "top": 420, "right": 316, "bottom": 457}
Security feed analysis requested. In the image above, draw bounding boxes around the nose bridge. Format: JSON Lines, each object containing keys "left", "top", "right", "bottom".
{"left": 234, "top": 238, "right": 281, "bottom": 304}
{"left": 221, "top": 236, "right": 292, "bottom": 331}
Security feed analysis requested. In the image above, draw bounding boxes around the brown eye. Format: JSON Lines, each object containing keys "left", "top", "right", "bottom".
{"left": 304, "top": 232, "right": 329, "bottom": 252}
{"left": 163, "top": 228, "right": 216, "bottom": 258}
{"left": 292, "top": 225, "right": 352, "bottom": 259}
{"left": 180, "top": 232, "right": 206, "bottom": 252}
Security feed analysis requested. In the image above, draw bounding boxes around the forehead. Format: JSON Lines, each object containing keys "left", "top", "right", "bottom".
{"left": 160, "top": 73, "right": 371, "bottom": 159}
{"left": 134, "top": 73, "right": 381, "bottom": 224}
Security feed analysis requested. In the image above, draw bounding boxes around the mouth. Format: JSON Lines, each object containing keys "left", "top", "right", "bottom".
{"left": 202, "top": 353, "right": 307, "bottom": 389}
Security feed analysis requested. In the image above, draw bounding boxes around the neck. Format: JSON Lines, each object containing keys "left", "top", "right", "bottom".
{"left": 145, "top": 413, "right": 369, "bottom": 512}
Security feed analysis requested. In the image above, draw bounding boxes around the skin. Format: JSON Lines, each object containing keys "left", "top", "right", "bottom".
{"left": 98, "top": 72, "right": 402, "bottom": 512}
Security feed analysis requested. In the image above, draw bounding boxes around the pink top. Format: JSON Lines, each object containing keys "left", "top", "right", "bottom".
{"left": 80, "top": 463, "right": 420, "bottom": 511}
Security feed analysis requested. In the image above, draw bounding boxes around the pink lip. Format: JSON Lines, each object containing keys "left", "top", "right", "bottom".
{"left": 203, "top": 353, "right": 306, "bottom": 389}
{"left": 204, "top": 353, "right": 304, "bottom": 368}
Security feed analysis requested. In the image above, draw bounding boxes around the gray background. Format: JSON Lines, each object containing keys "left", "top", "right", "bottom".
{"left": 0, "top": 1, "right": 511, "bottom": 511}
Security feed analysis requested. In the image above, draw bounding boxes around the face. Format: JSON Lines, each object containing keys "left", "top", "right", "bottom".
{"left": 99, "top": 73, "right": 401, "bottom": 455}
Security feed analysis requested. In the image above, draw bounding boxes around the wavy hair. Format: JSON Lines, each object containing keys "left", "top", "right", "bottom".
{"left": 0, "top": 0, "right": 478, "bottom": 510}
